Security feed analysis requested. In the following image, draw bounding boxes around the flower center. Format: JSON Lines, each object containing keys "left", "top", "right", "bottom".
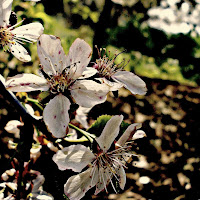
{"left": 47, "top": 73, "right": 72, "bottom": 94}
{"left": 0, "top": 27, "right": 14, "bottom": 47}
{"left": 89, "top": 144, "right": 135, "bottom": 193}
{"left": 93, "top": 47, "right": 129, "bottom": 79}
{"left": 94, "top": 56, "right": 116, "bottom": 78}
{"left": 94, "top": 146, "right": 129, "bottom": 177}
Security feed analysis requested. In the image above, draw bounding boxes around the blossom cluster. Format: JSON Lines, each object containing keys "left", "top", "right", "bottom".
{"left": 0, "top": 0, "right": 148, "bottom": 199}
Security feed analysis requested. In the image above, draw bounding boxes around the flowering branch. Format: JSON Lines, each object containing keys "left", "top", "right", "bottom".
{"left": 0, "top": 79, "right": 60, "bottom": 148}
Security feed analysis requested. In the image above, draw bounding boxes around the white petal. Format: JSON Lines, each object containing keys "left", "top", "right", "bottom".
{"left": 66, "top": 128, "right": 78, "bottom": 140}
{"left": 101, "top": 77, "right": 123, "bottom": 91}
{"left": 1, "top": 0, "right": 13, "bottom": 26}
{"left": 43, "top": 94, "right": 70, "bottom": 138}
{"left": 116, "top": 123, "right": 142, "bottom": 147}
{"left": 0, "top": 74, "right": 5, "bottom": 85}
{"left": 4, "top": 120, "right": 22, "bottom": 136}
{"left": 25, "top": 104, "right": 42, "bottom": 120}
{"left": 132, "top": 130, "right": 147, "bottom": 140}
{"left": 12, "top": 22, "right": 44, "bottom": 42}
{"left": 75, "top": 106, "right": 92, "bottom": 129}
{"left": 78, "top": 67, "right": 97, "bottom": 79}
{"left": 64, "top": 167, "right": 98, "bottom": 200}
{"left": 95, "top": 115, "right": 123, "bottom": 152}
{"left": 94, "top": 167, "right": 111, "bottom": 195}
{"left": 8, "top": 42, "right": 31, "bottom": 62}
{"left": 71, "top": 80, "right": 109, "bottom": 108}
{"left": 37, "top": 34, "right": 67, "bottom": 75}
{"left": 66, "top": 38, "right": 92, "bottom": 80}
{"left": 112, "top": 71, "right": 147, "bottom": 95}
{"left": 32, "top": 174, "right": 45, "bottom": 192}
{"left": 53, "top": 144, "right": 95, "bottom": 172}
{"left": 31, "top": 192, "right": 54, "bottom": 200}
{"left": 116, "top": 165, "right": 126, "bottom": 190}
{"left": 5, "top": 73, "right": 49, "bottom": 92}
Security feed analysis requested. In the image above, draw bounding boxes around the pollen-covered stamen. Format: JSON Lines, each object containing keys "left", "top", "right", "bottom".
{"left": 0, "top": 26, "right": 15, "bottom": 47}
{"left": 94, "top": 47, "right": 130, "bottom": 79}
{"left": 46, "top": 63, "right": 79, "bottom": 94}
{"left": 14, "top": 35, "right": 33, "bottom": 44}
{"left": 0, "top": 19, "right": 28, "bottom": 49}
{"left": 47, "top": 73, "right": 71, "bottom": 94}
{"left": 108, "top": 144, "right": 136, "bottom": 166}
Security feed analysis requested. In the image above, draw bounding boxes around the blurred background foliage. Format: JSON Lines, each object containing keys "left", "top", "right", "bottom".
{"left": 1, "top": 0, "right": 200, "bottom": 86}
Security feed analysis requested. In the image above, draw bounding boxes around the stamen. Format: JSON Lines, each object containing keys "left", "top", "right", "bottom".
{"left": 109, "top": 176, "right": 118, "bottom": 194}
{"left": 7, "top": 19, "right": 25, "bottom": 30}
{"left": 94, "top": 47, "right": 128, "bottom": 78}
{"left": 14, "top": 36, "right": 33, "bottom": 44}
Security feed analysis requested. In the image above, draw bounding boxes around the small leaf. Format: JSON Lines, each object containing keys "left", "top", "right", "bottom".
{"left": 87, "top": 115, "right": 112, "bottom": 137}
{"left": 119, "top": 120, "right": 131, "bottom": 136}
{"left": 87, "top": 115, "right": 131, "bottom": 139}
{"left": 38, "top": 91, "right": 52, "bottom": 103}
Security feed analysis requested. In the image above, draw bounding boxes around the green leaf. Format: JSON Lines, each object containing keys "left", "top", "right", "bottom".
{"left": 87, "top": 115, "right": 130, "bottom": 138}
{"left": 120, "top": 120, "right": 131, "bottom": 135}
{"left": 38, "top": 91, "right": 52, "bottom": 104}
{"left": 87, "top": 115, "right": 112, "bottom": 137}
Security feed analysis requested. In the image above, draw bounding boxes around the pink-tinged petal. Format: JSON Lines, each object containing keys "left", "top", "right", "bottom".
{"left": 117, "top": 165, "right": 126, "bottom": 190}
{"left": 5, "top": 73, "right": 49, "bottom": 92}
{"left": 71, "top": 80, "right": 109, "bottom": 108}
{"left": 8, "top": 42, "right": 31, "bottom": 62}
{"left": 95, "top": 115, "right": 123, "bottom": 152}
{"left": 12, "top": 22, "right": 44, "bottom": 42}
{"left": 53, "top": 144, "right": 95, "bottom": 172}
{"left": 94, "top": 167, "right": 111, "bottom": 195}
{"left": 1, "top": 0, "right": 13, "bottom": 26}
{"left": 116, "top": 123, "right": 141, "bottom": 147}
{"left": 132, "top": 130, "right": 147, "bottom": 140}
{"left": 64, "top": 167, "right": 98, "bottom": 200}
{"left": 37, "top": 34, "right": 67, "bottom": 75}
{"left": 78, "top": 67, "right": 97, "bottom": 79}
{"left": 66, "top": 38, "right": 92, "bottom": 80}
{"left": 112, "top": 71, "right": 147, "bottom": 95}
{"left": 43, "top": 94, "right": 70, "bottom": 138}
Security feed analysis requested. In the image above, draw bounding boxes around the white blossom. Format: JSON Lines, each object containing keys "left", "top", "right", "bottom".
{"left": 6, "top": 34, "right": 109, "bottom": 138}
{"left": 53, "top": 115, "right": 145, "bottom": 200}
{"left": 92, "top": 48, "right": 147, "bottom": 95}
{"left": 0, "top": 0, "right": 44, "bottom": 62}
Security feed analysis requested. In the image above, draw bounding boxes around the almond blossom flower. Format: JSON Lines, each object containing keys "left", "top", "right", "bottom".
{"left": 53, "top": 115, "right": 146, "bottom": 200}
{"left": 0, "top": 0, "right": 44, "bottom": 62}
{"left": 93, "top": 48, "right": 147, "bottom": 95}
{"left": 6, "top": 34, "right": 109, "bottom": 138}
